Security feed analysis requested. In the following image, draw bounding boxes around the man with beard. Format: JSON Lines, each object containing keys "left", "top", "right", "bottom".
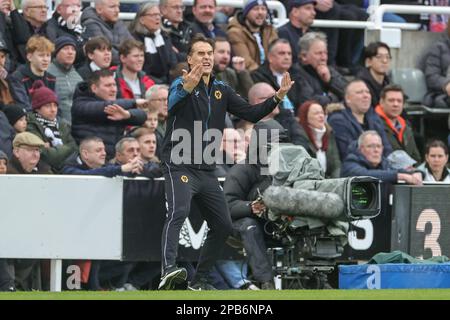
{"left": 191, "top": 0, "right": 226, "bottom": 39}
{"left": 158, "top": 34, "right": 293, "bottom": 290}
{"left": 213, "top": 37, "right": 253, "bottom": 99}
{"left": 227, "top": 0, "right": 278, "bottom": 71}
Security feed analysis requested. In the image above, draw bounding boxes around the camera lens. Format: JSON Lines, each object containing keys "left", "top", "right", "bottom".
{"left": 351, "top": 182, "right": 374, "bottom": 210}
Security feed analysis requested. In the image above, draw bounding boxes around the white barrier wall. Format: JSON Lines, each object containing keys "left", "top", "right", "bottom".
{"left": 0, "top": 175, "right": 124, "bottom": 260}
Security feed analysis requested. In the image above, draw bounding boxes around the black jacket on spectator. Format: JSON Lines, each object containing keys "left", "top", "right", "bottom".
{"left": 9, "top": 10, "right": 47, "bottom": 65}
{"left": 0, "top": 12, "right": 18, "bottom": 70}
{"left": 132, "top": 30, "right": 178, "bottom": 84}
{"left": 10, "top": 64, "right": 56, "bottom": 111}
{"left": 251, "top": 63, "right": 302, "bottom": 109}
{"left": 273, "top": 108, "right": 311, "bottom": 151}
{"left": 71, "top": 82, "right": 147, "bottom": 159}
{"left": 191, "top": 19, "right": 227, "bottom": 39}
{"left": 357, "top": 67, "right": 390, "bottom": 108}
{"left": 295, "top": 64, "right": 347, "bottom": 107}
{"left": 76, "top": 63, "right": 97, "bottom": 81}
{"left": 162, "top": 19, "right": 194, "bottom": 60}
{"left": 0, "top": 109, "right": 14, "bottom": 158}
{"left": 46, "top": 12, "right": 86, "bottom": 68}
{"left": 277, "top": 21, "right": 307, "bottom": 64}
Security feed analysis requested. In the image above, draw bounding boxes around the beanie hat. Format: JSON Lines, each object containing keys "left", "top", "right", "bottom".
{"left": 53, "top": 36, "right": 77, "bottom": 57}
{"left": 3, "top": 104, "right": 27, "bottom": 126}
{"left": 30, "top": 80, "right": 58, "bottom": 110}
{"left": 243, "top": 0, "right": 268, "bottom": 18}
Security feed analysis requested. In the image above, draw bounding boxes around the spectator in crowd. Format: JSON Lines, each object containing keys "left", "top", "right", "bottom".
{"left": 1, "top": 132, "right": 51, "bottom": 291}
{"left": 248, "top": 82, "right": 310, "bottom": 149}
{"left": 47, "top": 36, "right": 83, "bottom": 124}
{"left": 9, "top": 0, "right": 49, "bottom": 64}
{"left": 277, "top": 0, "right": 316, "bottom": 64}
{"left": 114, "top": 39, "right": 155, "bottom": 99}
{"left": 296, "top": 32, "right": 347, "bottom": 107}
{"left": 131, "top": 127, "right": 159, "bottom": 163}
{"left": 297, "top": 100, "right": 341, "bottom": 178}
{"left": 145, "top": 84, "right": 169, "bottom": 140}
{"left": 161, "top": 0, "right": 194, "bottom": 58}
{"left": 215, "top": 127, "right": 246, "bottom": 177}
{"left": 422, "top": 22, "right": 450, "bottom": 108}
{"left": 417, "top": 139, "right": 450, "bottom": 182}
{"left": 141, "top": 105, "right": 159, "bottom": 133}
{"left": 0, "top": 107, "right": 14, "bottom": 158}
{"left": 227, "top": 0, "right": 278, "bottom": 71}
{"left": 328, "top": 80, "right": 393, "bottom": 161}
{"left": 214, "top": 37, "right": 254, "bottom": 99}
{"left": 0, "top": 37, "right": 18, "bottom": 107}
{"left": 27, "top": 80, "right": 77, "bottom": 172}
{"left": 0, "top": 149, "right": 7, "bottom": 174}
{"left": 3, "top": 104, "right": 27, "bottom": 134}
{"left": 71, "top": 69, "right": 147, "bottom": 160}
{"left": 357, "top": 42, "right": 392, "bottom": 108}
{"left": 375, "top": 85, "right": 421, "bottom": 163}
{"left": 81, "top": 0, "right": 132, "bottom": 65}
{"left": 191, "top": 0, "right": 227, "bottom": 39}
{"left": 341, "top": 130, "right": 423, "bottom": 185}
{"left": 11, "top": 35, "right": 56, "bottom": 111}
{"left": 46, "top": 0, "right": 86, "bottom": 67}
{"left": 77, "top": 36, "right": 112, "bottom": 81}
{"left": 0, "top": 4, "right": 16, "bottom": 69}
{"left": 252, "top": 38, "right": 300, "bottom": 111}
{"left": 130, "top": 2, "right": 178, "bottom": 84}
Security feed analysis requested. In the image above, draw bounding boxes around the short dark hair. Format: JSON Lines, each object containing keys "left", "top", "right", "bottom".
{"left": 364, "top": 41, "right": 391, "bottom": 60}
{"left": 425, "top": 139, "right": 448, "bottom": 156}
{"left": 84, "top": 36, "right": 112, "bottom": 56}
{"left": 187, "top": 34, "right": 215, "bottom": 58}
{"left": 119, "top": 39, "right": 145, "bottom": 57}
{"left": 380, "top": 84, "right": 405, "bottom": 100}
{"left": 131, "top": 127, "right": 156, "bottom": 140}
{"left": 87, "top": 69, "right": 115, "bottom": 87}
{"left": 268, "top": 38, "right": 291, "bottom": 54}
{"left": 214, "top": 36, "right": 228, "bottom": 44}
{"left": 80, "top": 136, "right": 103, "bottom": 151}
{"left": 193, "top": 0, "right": 216, "bottom": 7}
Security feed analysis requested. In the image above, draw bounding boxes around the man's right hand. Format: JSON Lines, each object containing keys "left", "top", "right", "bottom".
{"left": 121, "top": 157, "right": 144, "bottom": 174}
{"left": 315, "top": 0, "right": 334, "bottom": 12}
{"left": 316, "top": 64, "right": 331, "bottom": 83}
{"left": 182, "top": 64, "right": 203, "bottom": 93}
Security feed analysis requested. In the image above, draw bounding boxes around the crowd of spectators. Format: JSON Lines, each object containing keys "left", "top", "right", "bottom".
{"left": 0, "top": 0, "right": 449, "bottom": 292}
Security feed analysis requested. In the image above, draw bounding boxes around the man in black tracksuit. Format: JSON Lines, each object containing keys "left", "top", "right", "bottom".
{"left": 158, "top": 35, "right": 294, "bottom": 290}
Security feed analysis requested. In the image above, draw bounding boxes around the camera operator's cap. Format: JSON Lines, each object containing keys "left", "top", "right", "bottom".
{"left": 288, "top": 0, "right": 317, "bottom": 12}
{"left": 387, "top": 150, "right": 417, "bottom": 170}
{"left": 13, "top": 132, "right": 45, "bottom": 149}
{"left": 54, "top": 36, "right": 77, "bottom": 57}
{"left": 243, "top": 0, "right": 269, "bottom": 18}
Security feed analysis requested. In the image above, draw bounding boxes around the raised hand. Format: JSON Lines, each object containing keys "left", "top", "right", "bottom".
{"left": 275, "top": 72, "right": 295, "bottom": 101}
{"left": 316, "top": 64, "right": 331, "bottom": 83}
{"left": 104, "top": 104, "right": 131, "bottom": 121}
{"left": 182, "top": 64, "right": 203, "bottom": 93}
{"left": 231, "top": 56, "right": 246, "bottom": 72}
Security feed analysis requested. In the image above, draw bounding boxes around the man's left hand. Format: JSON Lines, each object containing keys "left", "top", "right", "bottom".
{"left": 232, "top": 56, "right": 246, "bottom": 72}
{"left": 105, "top": 104, "right": 131, "bottom": 121}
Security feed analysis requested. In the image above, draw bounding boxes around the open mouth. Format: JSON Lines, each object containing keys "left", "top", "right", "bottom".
{"left": 202, "top": 62, "right": 211, "bottom": 67}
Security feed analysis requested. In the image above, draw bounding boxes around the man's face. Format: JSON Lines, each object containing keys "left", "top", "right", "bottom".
{"left": 88, "top": 47, "right": 112, "bottom": 68}
{"left": 426, "top": 147, "right": 449, "bottom": 173}
{"left": 161, "top": 0, "right": 184, "bottom": 25}
{"left": 367, "top": 46, "right": 391, "bottom": 76}
{"left": 37, "top": 102, "right": 58, "bottom": 121}
{"left": 96, "top": 0, "right": 120, "bottom": 23}
{"left": 380, "top": 90, "right": 404, "bottom": 119}
{"left": 301, "top": 40, "right": 327, "bottom": 69}
{"left": 345, "top": 81, "right": 372, "bottom": 115}
{"left": 187, "top": 41, "right": 214, "bottom": 75}
{"left": 250, "top": 85, "right": 279, "bottom": 117}
{"left": 121, "top": 48, "right": 145, "bottom": 73}
{"left": 13, "top": 145, "right": 41, "bottom": 172}
{"left": 82, "top": 141, "right": 106, "bottom": 168}
{"left": 0, "top": 51, "right": 7, "bottom": 68}
{"left": 214, "top": 41, "right": 231, "bottom": 72}
{"left": 0, "top": 159, "right": 7, "bottom": 174}
{"left": 221, "top": 128, "right": 246, "bottom": 162}
{"left": 360, "top": 134, "right": 383, "bottom": 168}
{"left": 56, "top": 0, "right": 82, "bottom": 22}
{"left": 268, "top": 42, "right": 292, "bottom": 73}
{"left": 246, "top": 5, "right": 268, "bottom": 28}
{"left": 138, "top": 133, "right": 157, "bottom": 161}
{"left": 23, "top": 0, "right": 48, "bottom": 25}
{"left": 91, "top": 75, "right": 117, "bottom": 100}
{"left": 292, "top": 4, "right": 316, "bottom": 27}
{"left": 116, "top": 140, "right": 141, "bottom": 164}
{"left": 149, "top": 89, "right": 169, "bottom": 120}
{"left": 27, "top": 50, "right": 51, "bottom": 73}
{"left": 56, "top": 45, "right": 76, "bottom": 66}
{"left": 192, "top": 0, "right": 216, "bottom": 24}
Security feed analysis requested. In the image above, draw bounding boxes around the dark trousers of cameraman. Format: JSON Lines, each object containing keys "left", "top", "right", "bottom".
{"left": 233, "top": 217, "right": 273, "bottom": 283}
{"left": 161, "top": 164, "right": 233, "bottom": 278}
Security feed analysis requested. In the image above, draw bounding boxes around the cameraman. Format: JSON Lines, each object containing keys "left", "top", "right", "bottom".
{"left": 223, "top": 120, "right": 288, "bottom": 290}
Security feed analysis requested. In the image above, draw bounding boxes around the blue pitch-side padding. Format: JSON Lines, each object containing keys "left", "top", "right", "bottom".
{"left": 339, "top": 264, "right": 450, "bottom": 289}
